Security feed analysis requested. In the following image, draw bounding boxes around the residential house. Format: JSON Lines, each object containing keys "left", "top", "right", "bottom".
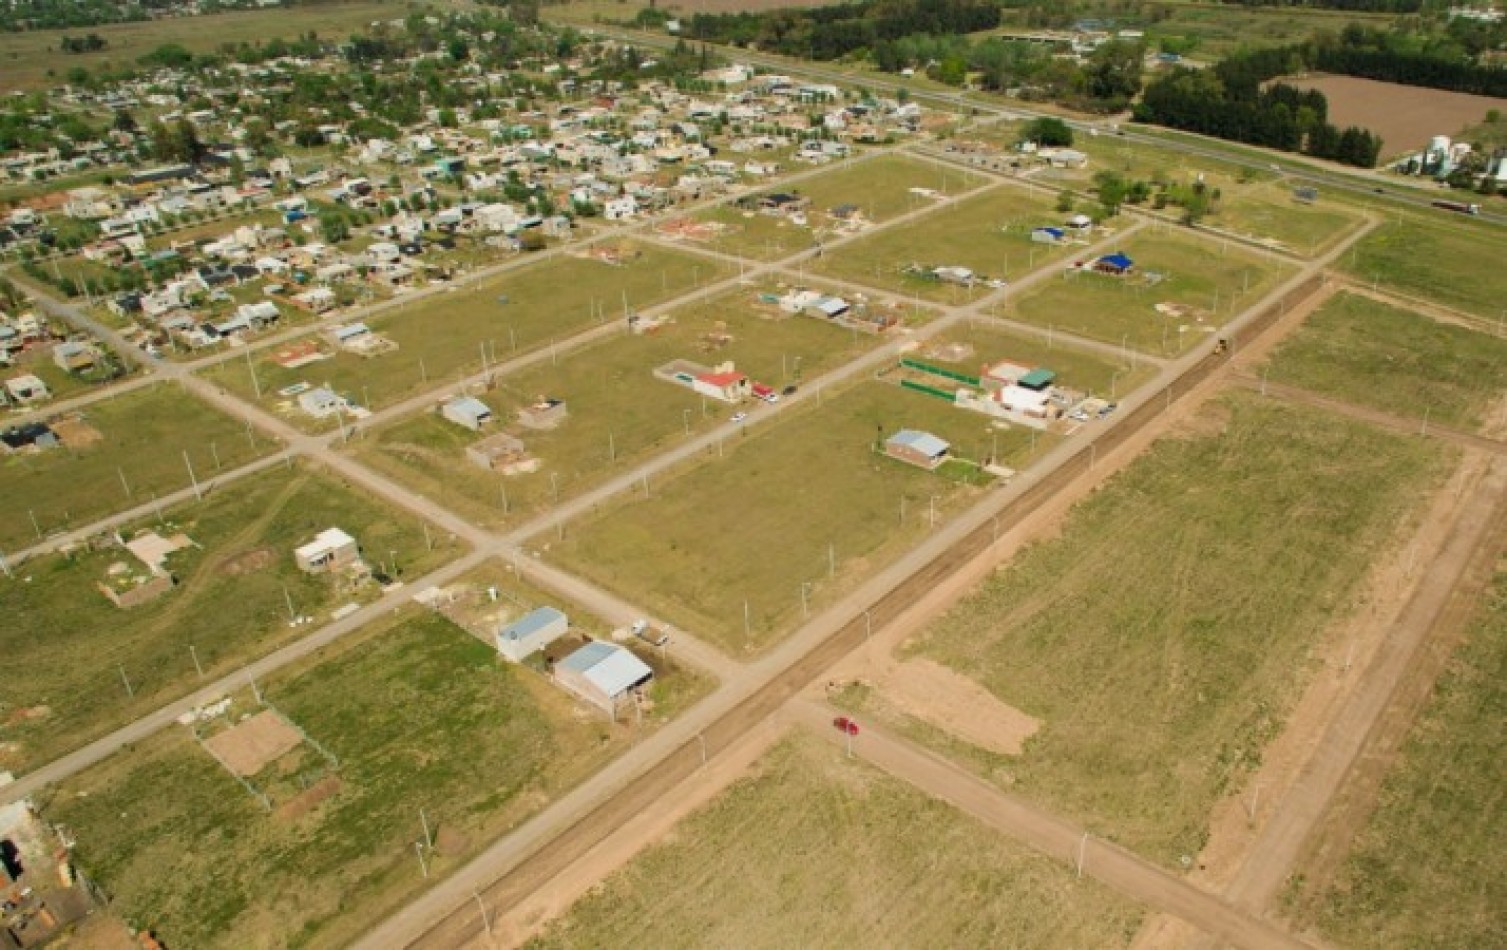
{"left": 294, "top": 527, "right": 360, "bottom": 573}
{"left": 496, "top": 606, "right": 569, "bottom": 662}
{"left": 885, "top": 429, "right": 951, "bottom": 470}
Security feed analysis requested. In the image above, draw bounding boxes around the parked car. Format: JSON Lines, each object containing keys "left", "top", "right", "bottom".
{"left": 833, "top": 716, "right": 860, "bottom": 736}
{"left": 731, "top": 412, "right": 747, "bottom": 423}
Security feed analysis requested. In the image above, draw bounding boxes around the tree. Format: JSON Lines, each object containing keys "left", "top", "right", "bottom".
{"left": 1021, "top": 117, "right": 1073, "bottom": 148}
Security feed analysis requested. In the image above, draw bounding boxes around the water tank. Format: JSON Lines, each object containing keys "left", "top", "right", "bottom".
{"left": 1430, "top": 135, "right": 1451, "bottom": 155}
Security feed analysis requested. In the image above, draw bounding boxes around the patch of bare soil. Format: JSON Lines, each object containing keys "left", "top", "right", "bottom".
{"left": 50, "top": 417, "right": 102, "bottom": 448}
{"left": 275, "top": 775, "right": 343, "bottom": 822}
{"left": 859, "top": 657, "right": 1040, "bottom": 756}
{"left": 203, "top": 709, "right": 303, "bottom": 776}
{"left": 218, "top": 546, "right": 276, "bottom": 576}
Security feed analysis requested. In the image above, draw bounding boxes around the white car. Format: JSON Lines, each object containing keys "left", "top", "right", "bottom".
{"left": 731, "top": 412, "right": 748, "bottom": 424}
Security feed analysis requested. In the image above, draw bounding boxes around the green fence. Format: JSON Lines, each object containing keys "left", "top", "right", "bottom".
{"left": 900, "top": 358, "right": 980, "bottom": 387}
{"left": 900, "top": 379, "right": 957, "bottom": 401}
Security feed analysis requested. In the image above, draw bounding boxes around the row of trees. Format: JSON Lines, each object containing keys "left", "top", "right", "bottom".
{"left": 676, "top": 0, "right": 1001, "bottom": 61}
{"left": 1309, "top": 26, "right": 1507, "bottom": 97}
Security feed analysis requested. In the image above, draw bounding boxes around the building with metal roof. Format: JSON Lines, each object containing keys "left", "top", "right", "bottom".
{"left": 554, "top": 641, "right": 654, "bottom": 719}
{"left": 496, "top": 606, "right": 569, "bottom": 662}
{"left": 885, "top": 429, "right": 951, "bottom": 470}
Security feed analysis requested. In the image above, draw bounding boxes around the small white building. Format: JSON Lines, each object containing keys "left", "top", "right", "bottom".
{"left": 4, "top": 374, "right": 50, "bottom": 404}
{"left": 442, "top": 395, "right": 492, "bottom": 431}
{"left": 298, "top": 386, "right": 343, "bottom": 418}
{"left": 294, "top": 527, "right": 359, "bottom": 573}
{"left": 496, "top": 606, "right": 569, "bottom": 662}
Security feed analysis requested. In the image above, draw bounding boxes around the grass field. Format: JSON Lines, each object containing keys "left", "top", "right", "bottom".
{"left": 1341, "top": 215, "right": 1507, "bottom": 321}
{"left": 41, "top": 599, "right": 702, "bottom": 949}
{"left": 912, "top": 393, "right": 1447, "bottom": 865}
{"left": 1006, "top": 229, "right": 1290, "bottom": 356}
{"left": 0, "top": 0, "right": 402, "bottom": 90}
{"left": 0, "top": 383, "right": 275, "bottom": 551}
{"left": 0, "top": 463, "right": 457, "bottom": 774}
{"left": 691, "top": 153, "right": 986, "bottom": 261}
{"left": 1295, "top": 566, "right": 1507, "bottom": 949}
{"left": 811, "top": 184, "right": 1079, "bottom": 301}
{"left": 349, "top": 281, "right": 889, "bottom": 529}
{"left": 528, "top": 732, "right": 1142, "bottom": 949}
{"left": 1136, "top": 2, "right": 1395, "bottom": 59}
{"left": 545, "top": 381, "right": 1031, "bottom": 653}
{"left": 199, "top": 241, "right": 729, "bottom": 422}
{"left": 1265, "top": 290, "right": 1507, "bottom": 432}
{"left": 917, "top": 320, "right": 1157, "bottom": 400}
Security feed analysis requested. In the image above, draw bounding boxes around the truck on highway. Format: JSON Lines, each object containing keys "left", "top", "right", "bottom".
{"left": 1432, "top": 199, "right": 1481, "bottom": 215}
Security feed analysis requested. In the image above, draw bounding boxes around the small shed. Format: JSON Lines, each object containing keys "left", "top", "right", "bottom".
{"left": 53, "top": 341, "right": 97, "bottom": 373}
{"left": 466, "top": 431, "right": 531, "bottom": 472}
{"left": 4, "top": 374, "right": 50, "bottom": 404}
{"left": 298, "top": 386, "right": 342, "bottom": 418}
{"left": 885, "top": 429, "right": 951, "bottom": 470}
{"left": 1093, "top": 253, "right": 1134, "bottom": 276}
{"left": 442, "top": 395, "right": 493, "bottom": 431}
{"left": 1031, "top": 226, "right": 1066, "bottom": 245}
{"left": 554, "top": 641, "right": 654, "bottom": 719}
{"left": 294, "top": 527, "right": 359, "bottom": 573}
{"left": 1016, "top": 368, "right": 1056, "bottom": 391}
{"left": 496, "top": 606, "right": 569, "bottom": 662}
{"left": 517, "top": 396, "right": 568, "bottom": 430}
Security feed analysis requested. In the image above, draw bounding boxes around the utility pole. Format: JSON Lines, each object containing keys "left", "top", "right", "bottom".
{"left": 118, "top": 664, "right": 134, "bottom": 698}
{"left": 190, "top": 644, "right": 203, "bottom": 678}
{"left": 415, "top": 841, "right": 429, "bottom": 878}
{"left": 1076, "top": 832, "right": 1088, "bottom": 878}
{"left": 473, "top": 891, "right": 492, "bottom": 936}
{"left": 420, "top": 808, "right": 434, "bottom": 850}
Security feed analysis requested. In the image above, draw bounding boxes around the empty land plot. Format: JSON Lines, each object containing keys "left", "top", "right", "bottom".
{"left": 1265, "top": 290, "right": 1507, "bottom": 433}
{"left": 0, "top": 463, "right": 456, "bottom": 774}
{"left": 200, "top": 242, "right": 728, "bottom": 420}
{"left": 1006, "top": 230, "right": 1290, "bottom": 356}
{"left": 545, "top": 381, "right": 1033, "bottom": 653}
{"left": 1143, "top": 5, "right": 1392, "bottom": 58}
{"left": 527, "top": 732, "right": 1142, "bottom": 950}
{"left": 1291, "top": 567, "right": 1507, "bottom": 949}
{"left": 1287, "top": 76, "right": 1504, "bottom": 161}
{"left": 350, "top": 282, "right": 886, "bottom": 528}
{"left": 813, "top": 185, "right": 1077, "bottom": 300}
{"left": 0, "top": 383, "right": 274, "bottom": 551}
{"left": 913, "top": 393, "right": 1448, "bottom": 866}
{"left": 42, "top": 606, "right": 699, "bottom": 950}
{"left": 1341, "top": 215, "right": 1507, "bottom": 320}
{"left": 693, "top": 154, "right": 986, "bottom": 260}
{"left": 917, "top": 321, "right": 1158, "bottom": 399}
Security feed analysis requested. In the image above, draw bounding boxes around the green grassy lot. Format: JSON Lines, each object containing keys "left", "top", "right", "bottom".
{"left": 41, "top": 600, "right": 703, "bottom": 950}
{"left": 1341, "top": 215, "right": 1507, "bottom": 321}
{"left": 1006, "top": 229, "right": 1290, "bottom": 356}
{"left": 0, "top": 0, "right": 404, "bottom": 90}
{"left": 811, "top": 184, "right": 1079, "bottom": 301}
{"left": 546, "top": 381, "right": 1034, "bottom": 653}
{"left": 199, "top": 241, "right": 730, "bottom": 424}
{"left": 0, "top": 463, "right": 457, "bottom": 774}
{"left": 349, "top": 281, "right": 891, "bottom": 529}
{"left": 3, "top": 344, "right": 130, "bottom": 401}
{"left": 692, "top": 153, "right": 986, "bottom": 261}
{"left": 0, "top": 383, "right": 275, "bottom": 551}
{"left": 1136, "top": 2, "right": 1395, "bottom": 59}
{"left": 1295, "top": 567, "right": 1507, "bottom": 949}
{"left": 1265, "top": 290, "right": 1507, "bottom": 432}
{"left": 912, "top": 393, "right": 1448, "bottom": 866}
{"left": 528, "top": 732, "right": 1142, "bottom": 949}
{"left": 917, "top": 320, "right": 1157, "bottom": 400}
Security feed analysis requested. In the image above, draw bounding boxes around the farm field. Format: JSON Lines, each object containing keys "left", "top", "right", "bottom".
{"left": 912, "top": 393, "right": 1447, "bottom": 866}
{"left": 1285, "top": 76, "right": 1504, "bottom": 160}
{"left": 1340, "top": 215, "right": 1507, "bottom": 321}
{"left": 1139, "top": 5, "right": 1394, "bottom": 59}
{"left": 348, "top": 281, "right": 889, "bottom": 529}
{"left": 545, "top": 380, "right": 1030, "bottom": 653}
{"left": 689, "top": 153, "right": 986, "bottom": 261}
{"left": 0, "top": 0, "right": 403, "bottom": 90}
{"left": 915, "top": 320, "right": 1157, "bottom": 400}
{"left": 41, "top": 601, "right": 700, "bottom": 950}
{"left": 0, "top": 383, "right": 275, "bottom": 551}
{"left": 1292, "top": 566, "right": 1507, "bottom": 949}
{"left": 527, "top": 732, "right": 1142, "bottom": 949}
{"left": 811, "top": 184, "right": 1077, "bottom": 301}
{"left": 1006, "top": 229, "right": 1290, "bottom": 356}
{"left": 1265, "top": 290, "right": 1507, "bottom": 433}
{"left": 199, "top": 242, "right": 729, "bottom": 422}
{"left": 0, "top": 463, "right": 457, "bottom": 774}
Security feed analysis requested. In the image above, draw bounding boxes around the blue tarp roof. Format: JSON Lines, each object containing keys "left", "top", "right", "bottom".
{"left": 1098, "top": 253, "right": 1134, "bottom": 270}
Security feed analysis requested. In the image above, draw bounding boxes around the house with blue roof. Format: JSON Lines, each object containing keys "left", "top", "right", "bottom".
{"left": 1094, "top": 252, "right": 1135, "bottom": 275}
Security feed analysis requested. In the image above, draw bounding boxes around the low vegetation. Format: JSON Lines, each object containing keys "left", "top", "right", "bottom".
{"left": 1341, "top": 215, "right": 1507, "bottom": 320}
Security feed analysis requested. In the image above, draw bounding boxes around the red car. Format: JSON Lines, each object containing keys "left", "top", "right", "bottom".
{"left": 832, "top": 716, "right": 860, "bottom": 736}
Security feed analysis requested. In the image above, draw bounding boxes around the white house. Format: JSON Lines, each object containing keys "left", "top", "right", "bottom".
{"left": 496, "top": 606, "right": 569, "bottom": 662}
{"left": 441, "top": 395, "right": 492, "bottom": 431}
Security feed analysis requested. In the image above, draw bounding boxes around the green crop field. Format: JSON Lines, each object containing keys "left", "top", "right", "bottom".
{"left": 1139, "top": 2, "right": 1394, "bottom": 59}
{"left": 527, "top": 732, "right": 1142, "bottom": 949}
{"left": 917, "top": 320, "right": 1157, "bottom": 400}
{"left": 1006, "top": 230, "right": 1290, "bottom": 356}
{"left": 199, "top": 241, "right": 729, "bottom": 423}
{"left": 349, "top": 281, "right": 889, "bottom": 529}
{"left": 1265, "top": 290, "right": 1507, "bottom": 432}
{"left": 546, "top": 381, "right": 1035, "bottom": 653}
{"left": 692, "top": 153, "right": 986, "bottom": 261}
{"left": 0, "top": 383, "right": 275, "bottom": 551}
{"left": 811, "top": 184, "right": 1079, "bottom": 301}
{"left": 912, "top": 393, "right": 1447, "bottom": 865}
{"left": 0, "top": 463, "right": 457, "bottom": 774}
{"left": 1341, "top": 215, "right": 1507, "bottom": 321}
{"left": 41, "top": 601, "right": 701, "bottom": 949}
{"left": 1293, "top": 567, "right": 1507, "bottom": 949}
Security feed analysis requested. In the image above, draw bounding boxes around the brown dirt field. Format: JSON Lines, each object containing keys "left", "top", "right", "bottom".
{"left": 275, "top": 774, "right": 343, "bottom": 822}
{"left": 203, "top": 709, "right": 302, "bottom": 776}
{"left": 218, "top": 546, "right": 276, "bottom": 576}
{"left": 1284, "top": 75, "right": 1507, "bottom": 159}
{"left": 50, "top": 417, "right": 102, "bottom": 448}
{"left": 846, "top": 657, "right": 1041, "bottom": 756}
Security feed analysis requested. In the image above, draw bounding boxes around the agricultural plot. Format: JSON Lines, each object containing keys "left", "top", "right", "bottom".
{"left": 689, "top": 154, "right": 986, "bottom": 260}
{"left": 0, "top": 463, "right": 456, "bottom": 774}
{"left": 812, "top": 185, "right": 1079, "bottom": 301}
{"left": 1142, "top": 4, "right": 1393, "bottom": 58}
{"left": 1294, "top": 567, "right": 1507, "bottom": 949}
{"left": 1265, "top": 290, "right": 1507, "bottom": 433}
{"left": 546, "top": 381, "right": 1033, "bottom": 653}
{"left": 913, "top": 393, "right": 1448, "bottom": 866}
{"left": 199, "top": 242, "right": 729, "bottom": 422}
{"left": 350, "top": 281, "right": 891, "bottom": 528}
{"left": 1006, "top": 230, "right": 1290, "bottom": 356}
{"left": 1341, "top": 215, "right": 1507, "bottom": 320}
{"left": 528, "top": 733, "right": 1142, "bottom": 949}
{"left": 0, "top": 384, "right": 274, "bottom": 552}
{"left": 42, "top": 602, "right": 700, "bottom": 950}
{"left": 914, "top": 320, "right": 1157, "bottom": 400}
